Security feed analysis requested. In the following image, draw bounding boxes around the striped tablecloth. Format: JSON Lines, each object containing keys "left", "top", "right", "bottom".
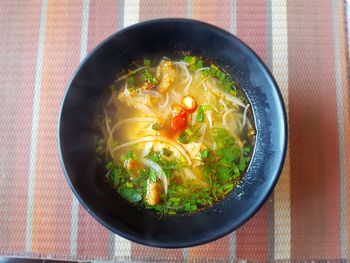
{"left": 1, "top": 0, "right": 349, "bottom": 262}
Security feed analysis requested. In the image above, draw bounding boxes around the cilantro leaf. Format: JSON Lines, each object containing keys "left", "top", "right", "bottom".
{"left": 118, "top": 188, "right": 142, "bottom": 203}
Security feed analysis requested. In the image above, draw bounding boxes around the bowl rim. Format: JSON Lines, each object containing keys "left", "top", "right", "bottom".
{"left": 58, "top": 18, "right": 288, "bottom": 248}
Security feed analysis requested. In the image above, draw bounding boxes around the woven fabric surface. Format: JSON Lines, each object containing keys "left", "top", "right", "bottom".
{"left": 0, "top": 0, "right": 350, "bottom": 261}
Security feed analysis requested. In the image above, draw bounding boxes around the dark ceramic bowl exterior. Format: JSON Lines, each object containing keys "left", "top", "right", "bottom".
{"left": 58, "top": 19, "right": 287, "bottom": 248}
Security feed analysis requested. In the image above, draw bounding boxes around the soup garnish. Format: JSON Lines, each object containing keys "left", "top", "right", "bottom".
{"left": 97, "top": 56, "right": 255, "bottom": 214}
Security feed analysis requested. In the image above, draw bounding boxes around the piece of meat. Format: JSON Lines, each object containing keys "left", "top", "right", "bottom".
{"left": 156, "top": 60, "right": 175, "bottom": 93}
{"left": 146, "top": 180, "right": 160, "bottom": 205}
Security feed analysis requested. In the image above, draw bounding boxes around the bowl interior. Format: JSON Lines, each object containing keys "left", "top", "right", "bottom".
{"left": 59, "top": 19, "right": 287, "bottom": 248}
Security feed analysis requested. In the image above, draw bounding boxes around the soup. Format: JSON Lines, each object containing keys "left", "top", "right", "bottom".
{"left": 96, "top": 55, "right": 255, "bottom": 214}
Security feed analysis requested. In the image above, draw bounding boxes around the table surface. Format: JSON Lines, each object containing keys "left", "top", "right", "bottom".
{"left": 1, "top": 0, "right": 350, "bottom": 262}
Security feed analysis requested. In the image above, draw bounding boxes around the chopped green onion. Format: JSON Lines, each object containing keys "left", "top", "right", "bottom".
{"left": 197, "top": 105, "right": 204, "bottom": 122}
{"left": 202, "top": 105, "right": 212, "bottom": 111}
{"left": 197, "top": 112, "right": 204, "bottom": 122}
{"left": 151, "top": 123, "right": 161, "bottom": 130}
{"left": 125, "top": 182, "right": 133, "bottom": 188}
{"left": 210, "top": 64, "right": 218, "bottom": 74}
{"left": 113, "top": 168, "right": 122, "bottom": 186}
{"left": 184, "top": 202, "right": 191, "bottom": 211}
{"left": 183, "top": 56, "right": 192, "bottom": 64}
{"left": 185, "top": 128, "right": 193, "bottom": 136}
{"left": 189, "top": 64, "right": 196, "bottom": 71}
{"left": 126, "top": 150, "right": 134, "bottom": 160}
{"left": 161, "top": 148, "right": 172, "bottom": 157}
{"left": 202, "top": 69, "right": 210, "bottom": 77}
{"left": 179, "top": 155, "right": 187, "bottom": 163}
{"left": 127, "top": 76, "right": 135, "bottom": 86}
{"left": 226, "top": 87, "right": 237, "bottom": 96}
{"left": 196, "top": 60, "right": 203, "bottom": 69}
{"left": 189, "top": 56, "right": 196, "bottom": 65}
{"left": 201, "top": 149, "right": 208, "bottom": 158}
{"left": 119, "top": 154, "right": 127, "bottom": 162}
{"left": 178, "top": 133, "right": 189, "bottom": 144}
{"left": 238, "top": 159, "right": 246, "bottom": 172}
{"left": 143, "top": 58, "right": 151, "bottom": 67}
{"left": 233, "top": 164, "right": 240, "bottom": 176}
{"left": 215, "top": 69, "right": 223, "bottom": 79}
{"left": 244, "top": 146, "right": 251, "bottom": 153}
{"left": 141, "top": 69, "right": 158, "bottom": 85}
{"left": 223, "top": 184, "right": 234, "bottom": 194}
{"left": 197, "top": 105, "right": 204, "bottom": 113}
{"left": 183, "top": 56, "right": 203, "bottom": 71}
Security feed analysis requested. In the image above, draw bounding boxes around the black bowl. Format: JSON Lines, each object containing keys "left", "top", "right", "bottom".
{"left": 58, "top": 19, "right": 287, "bottom": 248}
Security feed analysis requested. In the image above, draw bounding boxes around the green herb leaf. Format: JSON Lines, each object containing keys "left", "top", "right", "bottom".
{"left": 218, "top": 167, "right": 231, "bottom": 182}
{"left": 166, "top": 197, "right": 181, "bottom": 210}
{"left": 197, "top": 105, "right": 204, "bottom": 113}
{"left": 105, "top": 162, "right": 114, "bottom": 170}
{"left": 149, "top": 169, "right": 157, "bottom": 183}
{"left": 141, "top": 69, "right": 158, "bottom": 85}
{"left": 178, "top": 133, "right": 189, "bottom": 144}
{"left": 126, "top": 150, "right": 134, "bottom": 160}
{"left": 197, "top": 112, "right": 204, "bottom": 122}
{"left": 148, "top": 151, "right": 159, "bottom": 162}
{"left": 105, "top": 164, "right": 124, "bottom": 187}
{"left": 118, "top": 188, "right": 142, "bottom": 203}
{"left": 190, "top": 204, "right": 197, "bottom": 211}
{"left": 238, "top": 156, "right": 251, "bottom": 172}
{"left": 184, "top": 202, "right": 192, "bottom": 212}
